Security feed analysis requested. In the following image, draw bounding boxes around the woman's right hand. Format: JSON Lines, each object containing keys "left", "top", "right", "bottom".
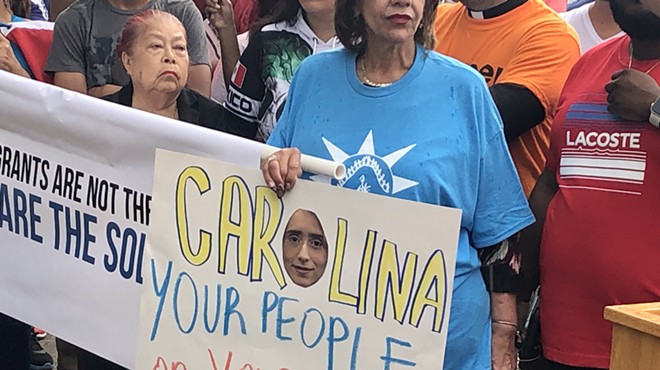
{"left": 261, "top": 148, "right": 302, "bottom": 198}
{"left": 0, "top": 33, "right": 29, "bottom": 78}
{"left": 205, "top": 0, "right": 235, "bottom": 32}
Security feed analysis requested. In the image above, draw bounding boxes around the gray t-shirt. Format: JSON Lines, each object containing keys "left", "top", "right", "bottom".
{"left": 45, "top": 0, "right": 209, "bottom": 90}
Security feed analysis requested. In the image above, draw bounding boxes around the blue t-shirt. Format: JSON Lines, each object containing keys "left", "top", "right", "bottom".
{"left": 268, "top": 45, "right": 534, "bottom": 370}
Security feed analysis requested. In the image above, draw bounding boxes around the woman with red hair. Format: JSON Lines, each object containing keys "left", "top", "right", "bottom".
{"left": 102, "top": 10, "right": 255, "bottom": 139}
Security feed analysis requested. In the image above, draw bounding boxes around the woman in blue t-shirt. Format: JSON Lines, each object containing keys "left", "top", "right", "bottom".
{"left": 262, "top": 0, "right": 535, "bottom": 369}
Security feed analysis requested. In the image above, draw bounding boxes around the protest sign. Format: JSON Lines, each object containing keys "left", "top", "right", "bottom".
{"left": 136, "top": 150, "right": 461, "bottom": 369}
{"left": 0, "top": 70, "right": 265, "bottom": 367}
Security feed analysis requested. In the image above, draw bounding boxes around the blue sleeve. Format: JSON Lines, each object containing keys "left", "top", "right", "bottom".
{"left": 471, "top": 89, "right": 535, "bottom": 248}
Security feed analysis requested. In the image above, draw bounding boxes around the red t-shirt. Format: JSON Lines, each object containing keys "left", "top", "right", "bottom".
{"left": 541, "top": 35, "right": 660, "bottom": 368}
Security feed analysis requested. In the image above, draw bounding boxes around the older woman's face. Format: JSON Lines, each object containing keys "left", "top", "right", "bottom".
{"left": 359, "top": 0, "right": 425, "bottom": 46}
{"left": 122, "top": 17, "right": 189, "bottom": 94}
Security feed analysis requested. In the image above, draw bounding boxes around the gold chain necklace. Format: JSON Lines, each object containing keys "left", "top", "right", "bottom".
{"left": 361, "top": 58, "right": 394, "bottom": 88}
{"left": 628, "top": 43, "right": 660, "bottom": 74}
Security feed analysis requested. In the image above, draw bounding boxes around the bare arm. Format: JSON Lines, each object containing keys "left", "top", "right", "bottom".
{"left": 53, "top": 71, "right": 87, "bottom": 94}
{"left": 218, "top": 27, "right": 240, "bottom": 91}
{"left": 0, "top": 33, "right": 31, "bottom": 78}
{"left": 54, "top": 72, "right": 124, "bottom": 97}
{"left": 205, "top": 0, "right": 240, "bottom": 91}
{"left": 520, "top": 169, "right": 559, "bottom": 300}
{"left": 88, "top": 84, "right": 122, "bottom": 97}
{"left": 187, "top": 64, "right": 212, "bottom": 97}
{"left": 479, "top": 238, "right": 523, "bottom": 370}
{"left": 491, "top": 292, "right": 517, "bottom": 370}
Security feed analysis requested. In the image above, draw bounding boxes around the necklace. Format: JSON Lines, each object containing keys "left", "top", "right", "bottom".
{"left": 360, "top": 58, "right": 394, "bottom": 88}
{"left": 628, "top": 43, "right": 660, "bottom": 74}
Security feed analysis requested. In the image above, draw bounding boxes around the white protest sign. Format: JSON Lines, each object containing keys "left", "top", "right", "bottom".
{"left": 0, "top": 70, "right": 266, "bottom": 367}
{"left": 136, "top": 149, "right": 461, "bottom": 370}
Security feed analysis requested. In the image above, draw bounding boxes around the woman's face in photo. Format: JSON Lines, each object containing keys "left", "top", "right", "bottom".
{"left": 282, "top": 209, "right": 328, "bottom": 287}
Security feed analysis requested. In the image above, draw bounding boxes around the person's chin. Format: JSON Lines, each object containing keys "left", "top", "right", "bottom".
{"left": 154, "top": 83, "right": 183, "bottom": 94}
{"left": 292, "top": 276, "right": 316, "bottom": 287}
{"left": 291, "top": 270, "right": 317, "bottom": 287}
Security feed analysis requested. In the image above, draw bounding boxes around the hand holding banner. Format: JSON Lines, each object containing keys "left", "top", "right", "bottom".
{"left": 261, "top": 145, "right": 347, "bottom": 180}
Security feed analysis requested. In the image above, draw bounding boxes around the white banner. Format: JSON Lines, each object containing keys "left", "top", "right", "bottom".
{"left": 136, "top": 150, "right": 461, "bottom": 369}
{"left": 0, "top": 70, "right": 266, "bottom": 368}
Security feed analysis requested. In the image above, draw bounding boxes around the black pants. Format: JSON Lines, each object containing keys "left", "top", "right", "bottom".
{"left": 0, "top": 313, "right": 30, "bottom": 370}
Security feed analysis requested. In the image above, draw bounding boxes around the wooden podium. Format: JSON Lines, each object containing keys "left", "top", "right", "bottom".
{"left": 604, "top": 302, "right": 660, "bottom": 370}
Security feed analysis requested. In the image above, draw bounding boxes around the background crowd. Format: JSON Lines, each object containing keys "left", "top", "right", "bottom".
{"left": 0, "top": 0, "right": 659, "bottom": 369}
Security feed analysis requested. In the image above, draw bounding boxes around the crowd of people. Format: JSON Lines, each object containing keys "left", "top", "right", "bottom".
{"left": 0, "top": 0, "right": 659, "bottom": 369}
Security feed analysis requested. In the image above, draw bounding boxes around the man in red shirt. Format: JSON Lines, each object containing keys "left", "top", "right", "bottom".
{"left": 522, "top": 0, "right": 660, "bottom": 368}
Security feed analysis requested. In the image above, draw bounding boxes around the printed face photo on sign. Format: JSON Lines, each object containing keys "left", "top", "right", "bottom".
{"left": 282, "top": 209, "right": 329, "bottom": 287}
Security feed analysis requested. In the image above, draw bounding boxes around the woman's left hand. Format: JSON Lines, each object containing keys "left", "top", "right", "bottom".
{"left": 492, "top": 323, "right": 518, "bottom": 370}
{"left": 261, "top": 148, "right": 302, "bottom": 198}
{"left": 205, "top": 0, "right": 236, "bottom": 32}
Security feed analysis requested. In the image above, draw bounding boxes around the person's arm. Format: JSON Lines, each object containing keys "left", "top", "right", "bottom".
{"left": 53, "top": 72, "right": 87, "bottom": 94}
{"left": 219, "top": 36, "right": 239, "bottom": 93}
{"left": 175, "top": 0, "right": 212, "bottom": 96}
{"left": 490, "top": 21, "right": 580, "bottom": 142}
{"left": 88, "top": 84, "right": 122, "bottom": 97}
{"left": 519, "top": 169, "right": 558, "bottom": 300}
{"left": 479, "top": 238, "right": 521, "bottom": 370}
{"left": 490, "top": 84, "right": 545, "bottom": 142}
{"left": 469, "top": 82, "right": 535, "bottom": 370}
{"left": 45, "top": 8, "right": 91, "bottom": 93}
{"left": 187, "top": 64, "right": 212, "bottom": 96}
{"left": 205, "top": 0, "right": 240, "bottom": 91}
{"left": 224, "top": 32, "right": 267, "bottom": 140}
{"left": 492, "top": 292, "right": 517, "bottom": 370}
{"left": 605, "top": 68, "right": 660, "bottom": 123}
{"left": 0, "top": 33, "right": 30, "bottom": 78}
